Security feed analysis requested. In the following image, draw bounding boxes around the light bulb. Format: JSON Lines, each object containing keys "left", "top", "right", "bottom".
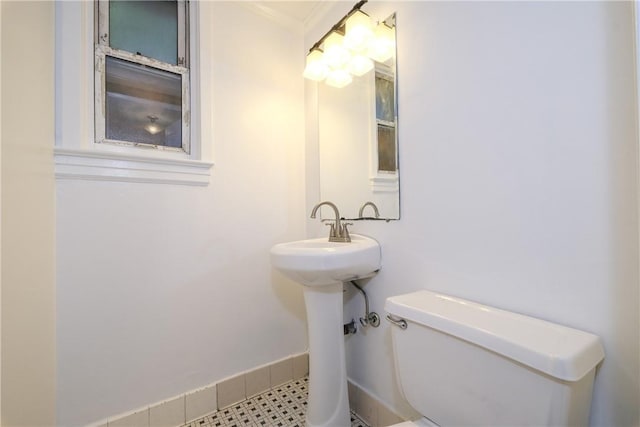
{"left": 344, "top": 10, "right": 373, "bottom": 52}
{"left": 303, "top": 49, "right": 328, "bottom": 81}
{"left": 348, "top": 54, "right": 374, "bottom": 76}
{"left": 322, "top": 31, "right": 351, "bottom": 69}
{"left": 367, "top": 22, "right": 395, "bottom": 63}
{"left": 325, "top": 68, "right": 352, "bottom": 88}
{"left": 144, "top": 115, "right": 163, "bottom": 135}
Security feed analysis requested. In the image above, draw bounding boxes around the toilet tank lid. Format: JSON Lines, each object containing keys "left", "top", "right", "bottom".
{"left": 385, "top": 290, "right": 604, "bottom": 382}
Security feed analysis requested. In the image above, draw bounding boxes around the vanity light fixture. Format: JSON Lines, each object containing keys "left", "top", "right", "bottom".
{"left": 323, "top": 32, "right": 352, "bottom": 69}
{"left": 344, "top": 10, "right": 374, "bottom": 52}
{"left": 348, "top": 53, "right": 374, "bottom": 77}
{"left": 367, "top": 21, "right": 395, "bottom": 63}
{"left": 303, "top": 0, "right": 395, "bottom": 87}
{"left": 326, "top": 68, "right": 353, "bottom": 88}
{"left": 302, "top": 49, "right": 328, "bottom": 81}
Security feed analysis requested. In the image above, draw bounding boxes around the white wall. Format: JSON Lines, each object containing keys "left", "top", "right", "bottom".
{"left": 307, "top": 1, "right": 639, "bottom": 426}
{"left": 56, "top": 3, "right": 308, "bottom": 425}
{"left": 1, "top": 1, "right": 57, "bottom": 425}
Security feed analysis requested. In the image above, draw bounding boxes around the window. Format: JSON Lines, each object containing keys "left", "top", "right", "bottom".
{"left": 367, "top": 62, "right": 398, "bottom": 194}
{"left": 55, "top": 1, "right": 212, "bottom": 186}
{"left": 374, "top": 68, "right": 397, "bottom": 173}
{"left": 95, "top": 0, "right": 191, "bottom": 153}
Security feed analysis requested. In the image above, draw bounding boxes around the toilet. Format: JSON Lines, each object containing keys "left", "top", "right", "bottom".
{"left": 384, "top": 290, "right": 605, "bottom": 426}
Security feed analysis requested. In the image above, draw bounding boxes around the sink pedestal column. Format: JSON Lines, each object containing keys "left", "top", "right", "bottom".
{"left": 302, "top": 282, "right": 350, "bottom": 427}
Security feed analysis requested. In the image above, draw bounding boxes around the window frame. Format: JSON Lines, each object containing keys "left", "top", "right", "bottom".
{"left": 368, "top": 62, "right": 399, "bottom": 193}
{"left": 94, "top": 0, "right": 191, "bottom": 154}
{"left": 374, "top": 67, "right": 397, "bottom": 174}
{"left": 54, "top": 0, "right": 213, "bottom": 186}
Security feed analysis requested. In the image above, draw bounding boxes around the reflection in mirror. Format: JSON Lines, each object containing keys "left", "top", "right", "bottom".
{"left": 318, "top": 13, "right": 399, "bottom": 220}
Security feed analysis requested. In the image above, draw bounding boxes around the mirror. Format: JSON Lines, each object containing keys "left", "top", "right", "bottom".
{"left": 318, "top": 13, "right": 398, "bottom": 220}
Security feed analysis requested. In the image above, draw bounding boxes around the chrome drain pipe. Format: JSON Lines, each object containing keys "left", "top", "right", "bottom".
{"left": 349, "top": 280, "right": 380, "bottom": 328}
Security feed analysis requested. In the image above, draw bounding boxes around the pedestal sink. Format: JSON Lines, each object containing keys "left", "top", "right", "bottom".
{"left": 270, "top": 234, "right": 381, "bottom": 427}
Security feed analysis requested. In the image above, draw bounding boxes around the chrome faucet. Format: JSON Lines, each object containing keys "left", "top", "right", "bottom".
{"left": 358, "top": 201, "right": 380, "bottom": 219}
{"left": 310, "top": 201, "right": 351, "bottom": 243}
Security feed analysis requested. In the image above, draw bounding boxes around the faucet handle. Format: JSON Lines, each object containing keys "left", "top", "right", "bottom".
{"left": 341, "top": 222, "right": 353, "bottom": 240}
{"left": 325, "top": 222, "right": 337, "bottom": 237}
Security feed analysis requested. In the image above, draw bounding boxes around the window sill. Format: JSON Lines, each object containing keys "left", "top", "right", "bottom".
{"left": 370, "top": 175, "right": 399, "bottom": 193}
{"left": 54, "top": 148, "right": 213, "bottom": 186}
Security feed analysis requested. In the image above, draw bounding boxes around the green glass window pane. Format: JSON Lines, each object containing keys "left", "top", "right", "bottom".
{"left": 109, "top": 0, "right": 178, "bottom": 65}
{"left": 377, "top": 125, "right": 397, "bottom": 172}
{"left": 105, "top": 56, "right": 182, "bottom": 148}
{"left": 375, "top": 74, "right": 395, "bottom": 122}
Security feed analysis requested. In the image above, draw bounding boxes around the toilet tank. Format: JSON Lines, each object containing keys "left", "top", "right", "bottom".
{"left": 385, "top": 290, "right": 604, "bottom": 427}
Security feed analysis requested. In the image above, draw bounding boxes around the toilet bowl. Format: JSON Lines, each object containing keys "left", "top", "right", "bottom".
{"left": 384, "top": 290, "right": 605, "bottom": 426}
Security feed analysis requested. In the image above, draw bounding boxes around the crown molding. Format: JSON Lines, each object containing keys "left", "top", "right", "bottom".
{"left": 240, "top": 2, "right": 305, "bottom": 34}
{"left": 303, "top": 1, "right": 338, "bottom": 32}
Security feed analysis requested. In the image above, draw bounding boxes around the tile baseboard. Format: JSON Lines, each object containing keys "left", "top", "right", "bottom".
{"left": 348, "top": 379, "right": 406, "bottom": 427}
{"left": 90, "top": 352, "right": 309, "bottom": 427}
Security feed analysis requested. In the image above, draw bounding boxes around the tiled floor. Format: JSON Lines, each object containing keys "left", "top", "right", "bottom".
{"left": 183, "top": 377, "right": 369, "bottom": 427}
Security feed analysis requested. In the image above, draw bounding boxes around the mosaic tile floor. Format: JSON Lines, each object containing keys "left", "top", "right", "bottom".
{"left": 184, "top": 377, "right": 369, "bottom": 427}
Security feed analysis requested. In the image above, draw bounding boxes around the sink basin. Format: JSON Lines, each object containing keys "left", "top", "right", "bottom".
{"left": 270, "top": 234, "right": 381, "bottom": 286}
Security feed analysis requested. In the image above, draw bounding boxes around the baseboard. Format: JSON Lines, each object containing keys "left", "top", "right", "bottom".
{"left": 348, "top": 379, "right": 406, "bottom": 427}
{"left": 90, "top": 352, "right": 309, "bottom": 427}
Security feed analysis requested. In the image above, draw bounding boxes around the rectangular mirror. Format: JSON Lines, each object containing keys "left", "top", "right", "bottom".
{"left": 318, "top": 13, "right": 398, "bottom": 220}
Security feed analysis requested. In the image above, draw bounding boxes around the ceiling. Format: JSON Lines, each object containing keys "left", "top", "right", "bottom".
{"left": 257, "top": 1, "right": 325, "bottom": 23}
